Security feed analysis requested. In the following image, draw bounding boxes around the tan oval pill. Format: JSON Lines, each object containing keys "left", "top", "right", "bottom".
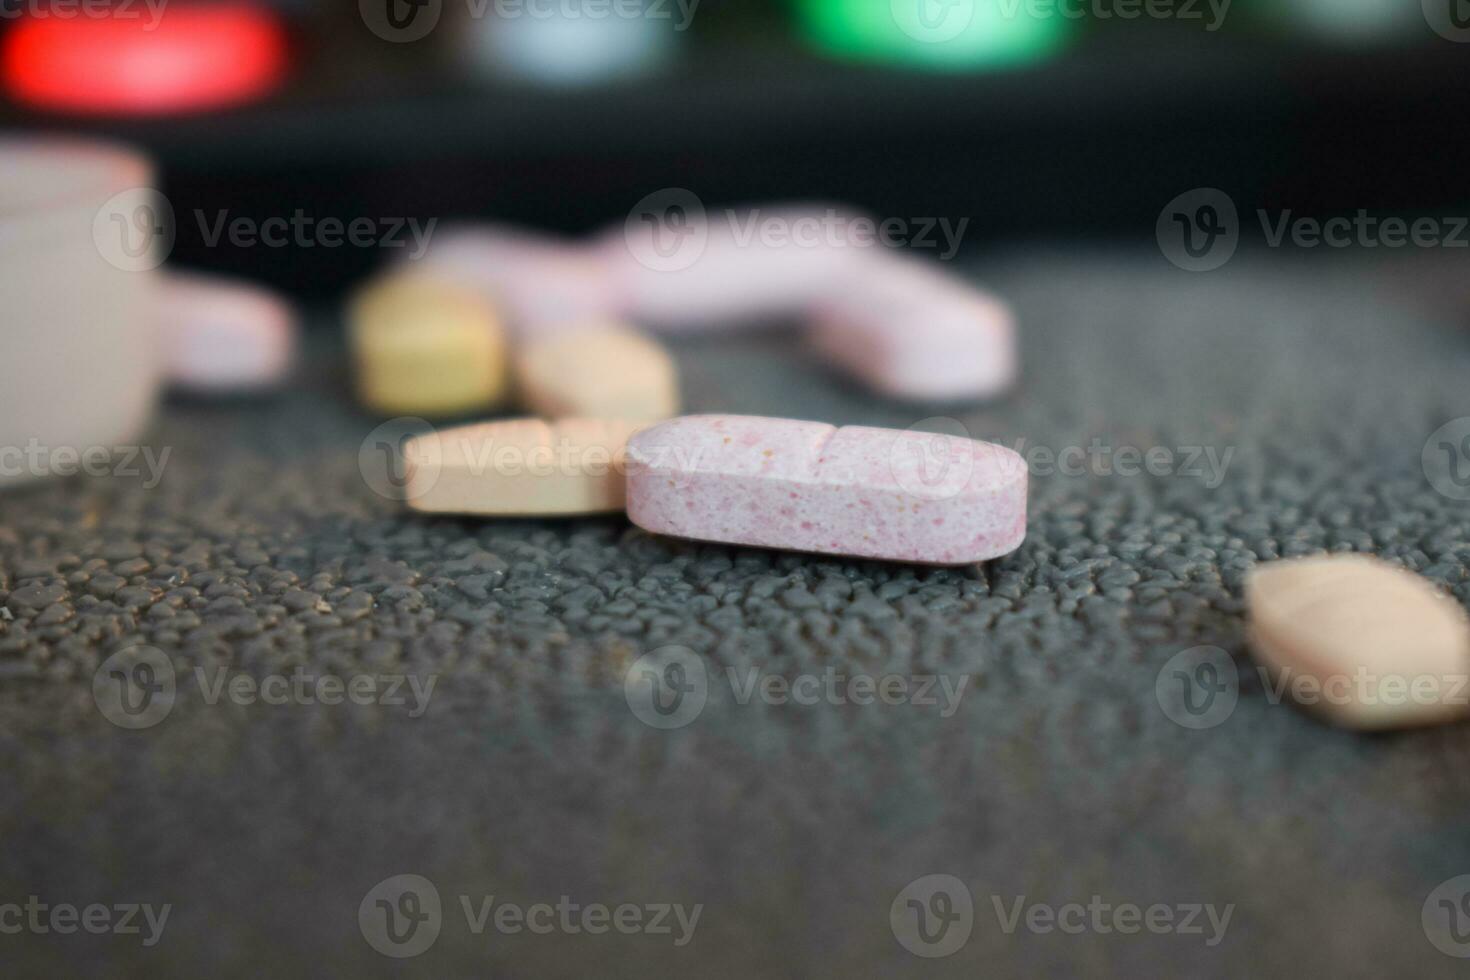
{"left": 403, "top": 417, "right": 645, "bottom": 516}
{"left": 349, "top": 274, "right": 509, "bottom": 417}
{"left": 513, "top": 323, "right": 678, "bottom": 421}
{"left": 1247, "top": 554, "right": 1470, "bottom": 729}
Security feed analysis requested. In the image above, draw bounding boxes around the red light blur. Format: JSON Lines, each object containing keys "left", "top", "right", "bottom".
{"left": 2, "top": 4, "right": 289, "bottom": 116}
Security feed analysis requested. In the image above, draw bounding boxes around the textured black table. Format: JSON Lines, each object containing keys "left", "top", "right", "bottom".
{"left": 3, "top": 248, "right": 1470, "bottom": 978}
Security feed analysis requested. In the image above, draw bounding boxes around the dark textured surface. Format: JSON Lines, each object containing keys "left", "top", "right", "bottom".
{"left": 3, "top": 248, "right": 1470, "bottom": 978}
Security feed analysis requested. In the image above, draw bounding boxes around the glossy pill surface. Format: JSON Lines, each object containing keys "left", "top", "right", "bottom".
{"left": 625, "top": 415, "right": 1027, "bottom": 565}
{"left": 403, "top": 417, "right": 645, "bottom": 516}
{"left": 1247, "top": 554, "right": 1470, "bottom": 729}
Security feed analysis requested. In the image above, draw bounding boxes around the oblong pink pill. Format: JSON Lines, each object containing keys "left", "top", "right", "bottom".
{"left": 807, "top": 260, "right": 1017, "bottom": 401}
{"left": 159, "top": 271, "right": 296, "bottom": 391}
{"left": 600, "top": 204, "right": 884, "bottom": 332}
{"left": 625, "top": 415, "right": 1027, "bottom": 565}
{"left": 409, "top": 223, "right": 620, "bottom": 336}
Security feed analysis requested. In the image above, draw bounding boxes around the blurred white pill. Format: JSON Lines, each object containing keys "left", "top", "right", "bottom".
{"left": 409, "top": 223, "right": 620, "bottom": 336}
{"left": 806, "top": 259, "right": 1017, "bottom": 402}
{"left": 600, "top": 204, "right": 885, "bottom": 332}
{"left": 159, "top": 271, "right": 296, "bottom": 392}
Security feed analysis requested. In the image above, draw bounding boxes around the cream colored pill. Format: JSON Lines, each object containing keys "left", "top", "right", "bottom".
{"left": 348, "top": 274, "right": 509, "bottom": 417}
{"left": 513, "top": 323, "right": 678, "bottom": 421}
{"left": 1247, "top": 554, "right": 1470, "bottom": 730}
{"left": 159, "top": 271, "right": 296, "bottom": 392}
{"left": 403, "top": 417, "right": 644, "bottom": 516}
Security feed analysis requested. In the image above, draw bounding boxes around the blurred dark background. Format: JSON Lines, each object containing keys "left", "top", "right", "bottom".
{"left": 4, "top": 0, "right": 1469, "bottom": 297}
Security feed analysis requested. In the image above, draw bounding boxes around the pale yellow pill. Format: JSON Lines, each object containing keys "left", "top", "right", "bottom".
{"left": 513, "top": 324, "right": 678, "bottom": 422}
{"left": 348, "top": 275, "right": 509, "bottom": 417}
{"left": 1247, "top": 554, "right": 1470, "bottom": 729}
{"left": 403, "top": 417, "right": 646, "bottom": 516}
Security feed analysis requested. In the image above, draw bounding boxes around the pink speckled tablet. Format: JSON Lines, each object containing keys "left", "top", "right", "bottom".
{"left": 159, "top": 271, "right": 296, "bottom": 391}
{"left": 807, "top": 260, "right": 1016, "bottom": 401}
{"left": 625, "top": 415, "right": 1027, "bottom": 565}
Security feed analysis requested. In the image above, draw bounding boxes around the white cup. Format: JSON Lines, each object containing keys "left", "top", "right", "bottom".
{"left": 0, "top": 138, "right": 163, "bottom": 486}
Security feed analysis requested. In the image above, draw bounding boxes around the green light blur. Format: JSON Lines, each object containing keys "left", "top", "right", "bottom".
{"left": 794, "top": 0, "right": 1072, "bottom": 70}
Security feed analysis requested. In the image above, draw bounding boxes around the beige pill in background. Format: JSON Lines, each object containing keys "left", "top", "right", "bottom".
{"left": 403, "top": 417, "right": 645, "bottom": 516}
{"left": 159, "top": 271, "right": 296, "bottom": 392}
{"left": 348, "top": 274, "right": 509, "bottom": 417}
{"left": 513, "top": 323, "right": 678, "bottom": 421}
{"left": 1247, "top": 554, "right": 1470, "bottom": 730}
